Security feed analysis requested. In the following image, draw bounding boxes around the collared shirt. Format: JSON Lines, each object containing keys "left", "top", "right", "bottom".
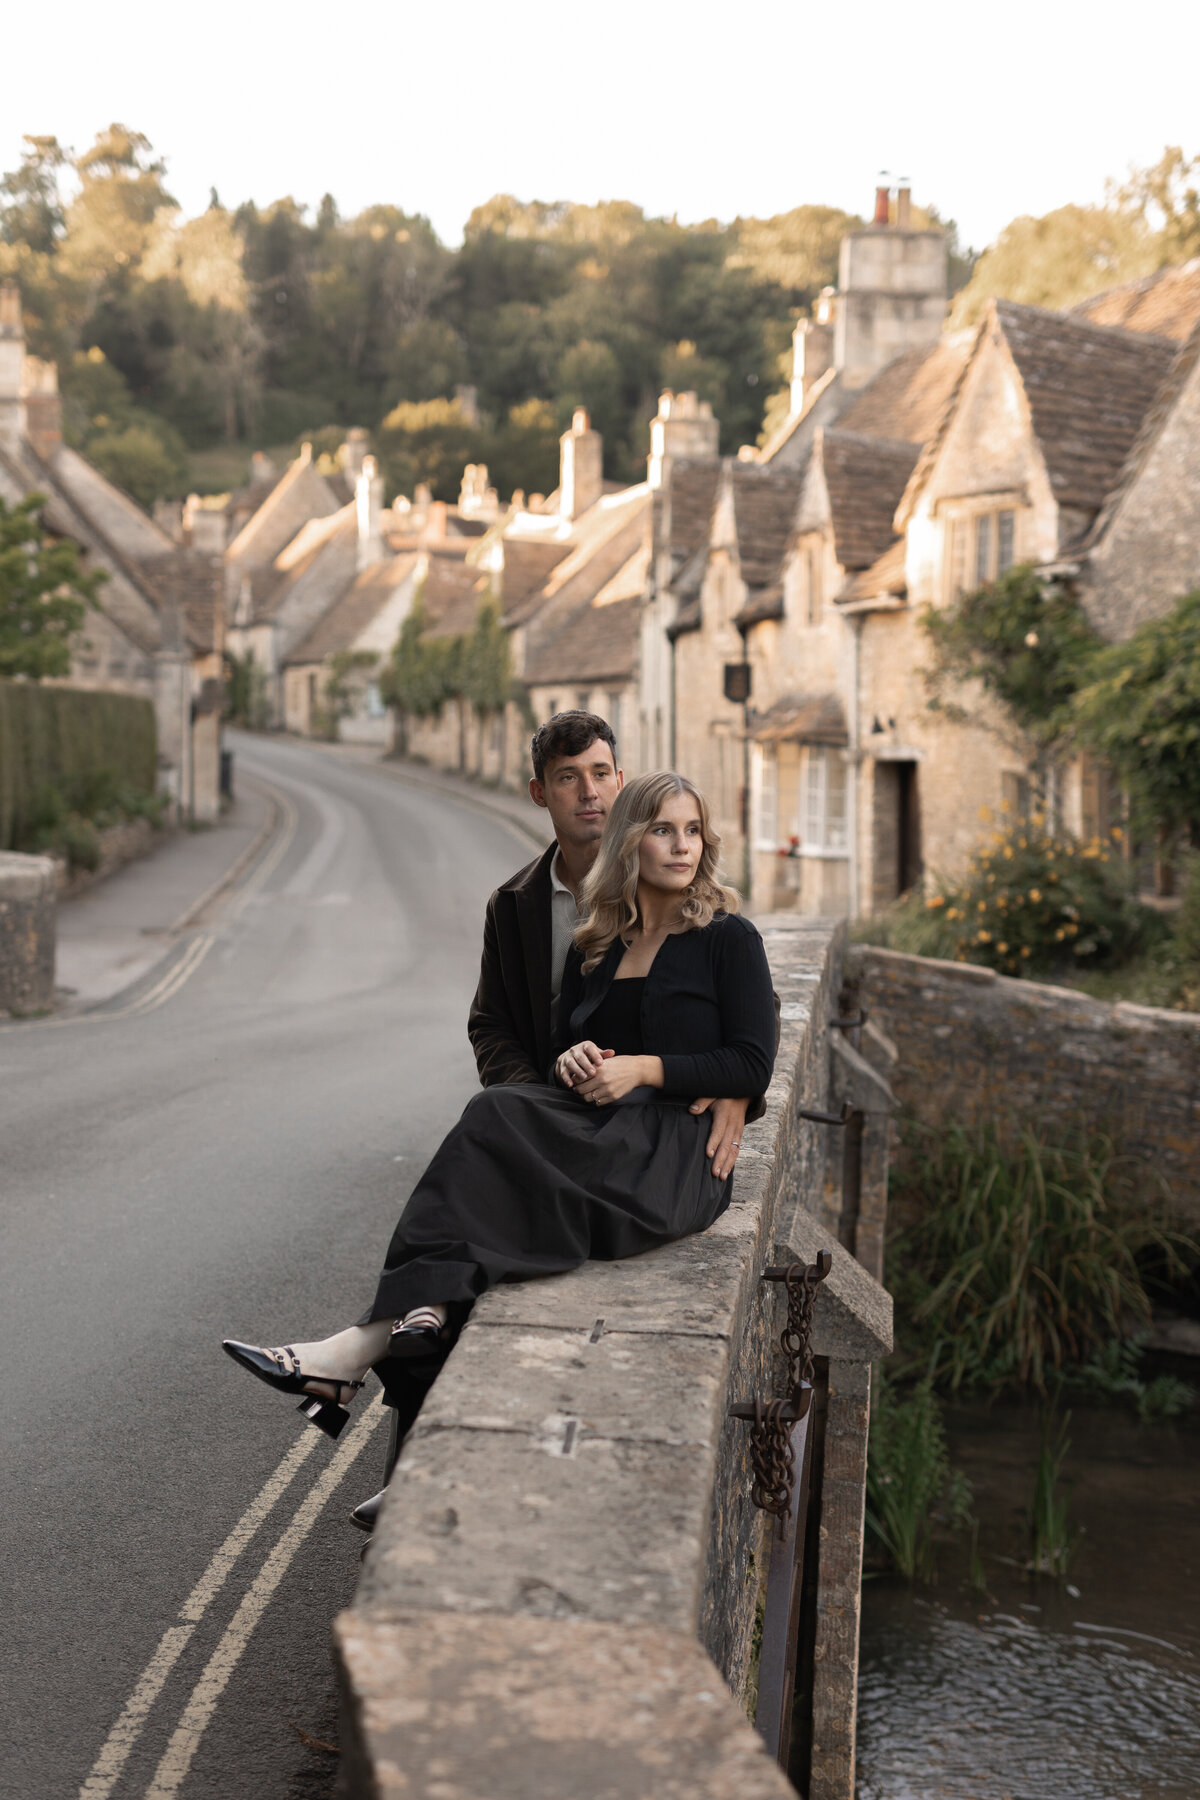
{"left": 549, "top": 850, "right": 581, "bottom": 1032}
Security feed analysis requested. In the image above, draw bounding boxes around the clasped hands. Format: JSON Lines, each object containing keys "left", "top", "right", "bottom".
{"left": 555, "top": 1041, "right": 750, "bottom": 1178}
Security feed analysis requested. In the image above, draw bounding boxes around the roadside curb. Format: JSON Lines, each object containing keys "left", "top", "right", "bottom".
{"left": 170, "top": 775, "right": 285, "bottom": 931}
{"left": 361, "top": 759, "right": 551, "bottom": 853}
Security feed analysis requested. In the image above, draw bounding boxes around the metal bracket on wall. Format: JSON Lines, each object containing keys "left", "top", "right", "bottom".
{"left": 795, "top": 1100, "right": 853, "bottom": 1126}
{"left": 830, "top": 1009, "right": 869, "bottom": 1031}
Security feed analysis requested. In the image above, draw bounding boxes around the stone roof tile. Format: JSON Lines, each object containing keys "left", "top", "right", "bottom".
{"left": 524, "top": 596, "right": 640, "bottom": 685}
{"left": 838, "top": 335, "right": 972, "bottom": 445}
{"left": 731, "top": 463, "right": 804, "bottom": 587}
{"left": 286, "top": 555, "right": 419, "bottom": 665}
{"left": 1072, "top": 259, "right": 1200, "bottom": 342}
{"left": 819, "top": 430, "right": 919, "bottom": 571}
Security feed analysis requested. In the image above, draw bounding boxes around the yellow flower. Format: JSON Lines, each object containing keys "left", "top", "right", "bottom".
{"left": 1111, "top": 826, "right": 1124, "bottom": 841}
{"left": 977, "top": 929, "right": 992, "bottom": 943}
{"left": 978, "top": 900, "right": 987, "bottom": 913}
{"left": 1032, "top": 812, "right": 1046, "bottom": 829}
{"left": 1055, "top": 927, "right": 1066, "bottom": 940}
{"left": 1019, "top": 836, "right": 1028, "bottom": 849}
{"left": 1000, "top": 798, "right": 1011, "bottom": 814}
{"left": 997, "top": 896, "right": 1008, "bottom": 910}
{"left": 1029, "top": 888, "right": 1041, "bottom": 903}
{"left": 1021, "top": 945, "right": 1032, "bottom": 957}
{"left": 1003, "top": 846, "right": 1014, "bottom": 860}
{"left": 926, "top": 895, "right": 946, "bottom": 908}
{"left": 979, "top": 806, "right": 993, "bottom": 823}
{"left": 997, "top": 941, "right": 1008, "bottom": 953}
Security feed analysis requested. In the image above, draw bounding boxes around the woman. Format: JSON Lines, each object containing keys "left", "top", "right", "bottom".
{"left": 223, "top": 772, "right": 776, "bottom": 1438}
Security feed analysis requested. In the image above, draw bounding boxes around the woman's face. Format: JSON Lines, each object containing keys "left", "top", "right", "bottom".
{"left": 637, "top": 792, "right": 704, "bottom": 896}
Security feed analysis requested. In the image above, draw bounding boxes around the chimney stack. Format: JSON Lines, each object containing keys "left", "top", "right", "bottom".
{"left": 873, "top": 179, "right": 891, "bottom": 227}
{"left": 559, "top": 408, "right": 604, "bottom": 520}
{"left": 647, "top": 390, "right": 719, "bottom": 489}
{"left": 896, "top": 181, "right": 912, "bottom": 228}
{"left": 356, "top": 454, "right": 385, "bottom": 569}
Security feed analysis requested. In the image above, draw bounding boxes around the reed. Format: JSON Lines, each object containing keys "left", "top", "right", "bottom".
{"left": 1029, "top": 1398, "right": 1076, "bottom": 1577}
{"left": 889, "top": 1119, "right": 1196, "bottom": 1396}
{"left": 865, "top": 1374, "right": 972, "bottom": 1581}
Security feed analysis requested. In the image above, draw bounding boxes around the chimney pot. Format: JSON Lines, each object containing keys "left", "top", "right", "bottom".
{"left": 873, "top": 183, "right": 891, "bottom": 227}
{"left": 896, "top": 182, "right": 912, "bottom": 228}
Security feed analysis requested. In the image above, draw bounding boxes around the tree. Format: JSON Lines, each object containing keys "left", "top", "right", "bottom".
{"left": 376, "top": 396, "right": 488, "bottom": 500}
{"left": 1071, "top": 590, "right": 1200, "bottom": 842}
{"left": 462, "top": 597, "right": 512, "bottom": 774}
{"left": 380, "top": 594, "right": 456, "bottom": 750}
{"left": 1111, "top": 145, "right": 1200, "bottom": 265}
{"left": 950, "top": 203, "right": 1158, "bottom": 327}
{"left": 0, "top": 493, "right": 104, "bottom": 678}
{"left": 85, "top": 423, "right": 188, "bottom": 509}
{"left": 1, "top": 136, "right": 68, "bottom": 255}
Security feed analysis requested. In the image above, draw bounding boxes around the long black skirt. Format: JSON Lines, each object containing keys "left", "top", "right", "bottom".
{"left": 359, "top": 1083, "right": 730, "bottom": 1324}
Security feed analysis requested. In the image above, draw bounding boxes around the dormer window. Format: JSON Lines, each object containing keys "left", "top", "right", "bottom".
{"left": 944, "top": 502, "right": 1019, "bottom": 601}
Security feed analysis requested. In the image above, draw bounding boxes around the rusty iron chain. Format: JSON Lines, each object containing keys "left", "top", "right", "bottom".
{"left": 742, "top": 1255, "right": 830, "bottom": 1531}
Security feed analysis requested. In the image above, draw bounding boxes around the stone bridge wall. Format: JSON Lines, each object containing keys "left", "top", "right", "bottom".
{"left": 335, "top": 917, "right": 892, "bottom": 1799}
{"left": 850, "top": 945, "right": 1200, "bottom": 1226}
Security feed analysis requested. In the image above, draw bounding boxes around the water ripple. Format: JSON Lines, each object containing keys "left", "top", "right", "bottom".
{"left": 856, "top": 1600, "right": 1200, "bottom": 1800}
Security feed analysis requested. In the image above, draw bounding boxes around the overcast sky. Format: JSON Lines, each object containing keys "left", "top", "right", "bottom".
{"left": 5, "top": 0, "right": 1198, "bottom": 253}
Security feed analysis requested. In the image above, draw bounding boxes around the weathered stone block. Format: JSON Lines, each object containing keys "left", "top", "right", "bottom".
{"left": 334, "top": 1612, "right": 796, "bottom": 1800}
{"left": 0, "top": 852, "right": 56, "bottom": 1015}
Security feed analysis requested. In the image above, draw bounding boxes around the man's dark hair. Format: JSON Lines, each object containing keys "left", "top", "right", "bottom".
{"left": 530, "top": 711, "right": 618, "bottom": 783}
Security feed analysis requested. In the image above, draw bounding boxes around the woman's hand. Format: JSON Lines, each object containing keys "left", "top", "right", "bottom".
{"left": 556, "top": 1040, "right": 613, "bottom": 1088}
{"left": 575, "top": 1054, "right": 665, "bottom": 1107}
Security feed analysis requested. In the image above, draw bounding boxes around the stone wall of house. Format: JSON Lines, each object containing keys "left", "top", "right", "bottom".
{"left": 336, "top": 918, "right": 892, "bottom": 1800}
{"left": 1084, "top": 349, "right": 1200, "bottom": 640}
{"left": 851, "top": 944, "right": 1200, "bottom": 1226}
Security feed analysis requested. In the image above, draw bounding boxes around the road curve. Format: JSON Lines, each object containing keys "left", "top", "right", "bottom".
{"left": 0, "top": 735, "right": 532, "bottom": 1800}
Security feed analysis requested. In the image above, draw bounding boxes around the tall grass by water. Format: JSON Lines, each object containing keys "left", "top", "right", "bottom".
{"left": 889, "top": 1120, "right": 1195, "bottom": 1396}
{"left": 866, "top": 1375, "right": 972, "bottom": 1580}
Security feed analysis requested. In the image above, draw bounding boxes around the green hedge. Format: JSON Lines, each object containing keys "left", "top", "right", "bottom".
{"left": 0, "top": 680, "right": 157, "bottom": 851}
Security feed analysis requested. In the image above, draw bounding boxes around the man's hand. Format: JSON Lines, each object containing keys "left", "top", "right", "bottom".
{"left": 689, "top": 1095, "right": 750, "bottom": 1180}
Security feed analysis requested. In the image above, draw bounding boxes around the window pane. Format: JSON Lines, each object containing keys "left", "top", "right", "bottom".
{"left": 975, "top": 513, "right": 994, "bottom": 585}
{"left": 804, "top": 747, "right": 825, "bottom": 845}
{"left": 997, "top": 509, "right": 1015, "bottom": 572}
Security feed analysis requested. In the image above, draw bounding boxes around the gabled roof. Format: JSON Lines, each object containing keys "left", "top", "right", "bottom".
{"left": 524, "top": 595, "right": 640, "bottom": 685}
{"left": 995, "top": 300, "right": 1176, "bottom": 513}
{"left": 140, "top": 552, "right": 224, "bottom": 653}
{"left": 252, "top": 511, "right": 358, "bottom": 634}
{"left": 0, "top": 437, "right": 165, "bottom": 656}
{"left": 835, "top": 537, "right": 907, "bottom": 606}
{"left": 730, "top": 463, "right": 804, "bottom": 588}
{"left": 838, "top": 335, "right": 972, "bottom": 445}
{"left": 756, "top": 365, "right": 841, "bottom": 465}
{"left": 286, "top": 555, "right": 419, "bottom": 665}
{"left": 898, "top": 300, "right": 1178, "bottom": 526}
{"left": 225, "top": 450, "right": 341, "bottom": 572}
{"left": 491, "top": 536, "right": 573, "bottom": 623}
{"left": 1072, "top": 259, "right": 1200, "bottom": 342}
{"left": 819, "top": 430, "right": 919, "bottom": 571}
{"left": 664, "top": 460, "right": 722, "bottom": 561}
{"left": 421, "top": 557, "right": 490, "bottom": 640}
{"left": 1075, "top": 317, "right": 1200, "bottom": 554}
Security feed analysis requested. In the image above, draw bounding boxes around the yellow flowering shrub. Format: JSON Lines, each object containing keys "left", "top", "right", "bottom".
{"left": 922, "top": 822, "right": 1154, "bottom": 975}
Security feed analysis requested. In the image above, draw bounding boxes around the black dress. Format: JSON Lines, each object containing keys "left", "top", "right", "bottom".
{"left": 361, "top": 912, "right": 775, "bottom": 1324}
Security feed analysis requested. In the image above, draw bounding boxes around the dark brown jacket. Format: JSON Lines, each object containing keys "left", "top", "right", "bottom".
{"left": 467, "top": 843, "right": 556, "bottom": 1088}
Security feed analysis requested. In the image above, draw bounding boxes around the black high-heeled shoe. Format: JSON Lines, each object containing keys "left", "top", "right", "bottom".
{"left": 388, "top": 1308, "right": 451, "bottom": 1362}
{"left": 222, "top": 1341, "right": 364, "bottom": 1440}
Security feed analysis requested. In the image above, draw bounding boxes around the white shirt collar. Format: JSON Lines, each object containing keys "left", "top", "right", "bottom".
{"left": 549, "top": 849, "right": 574, "bottom": 899}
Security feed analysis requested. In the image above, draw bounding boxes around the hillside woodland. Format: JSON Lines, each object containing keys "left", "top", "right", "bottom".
{"left": 2, "top": 126, "right": 1196, "bottom": 505}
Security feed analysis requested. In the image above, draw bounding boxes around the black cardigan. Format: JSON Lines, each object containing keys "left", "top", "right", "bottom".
{"left": 554, "top": 912, "right": 776, "bottom": 1104}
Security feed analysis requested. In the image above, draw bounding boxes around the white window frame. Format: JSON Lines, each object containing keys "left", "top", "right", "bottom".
{"left": 941, "top": 498, "right": 1022, "bottom": 601}
{"left": 800, "top": 745, "right": 848, "bottom": 857}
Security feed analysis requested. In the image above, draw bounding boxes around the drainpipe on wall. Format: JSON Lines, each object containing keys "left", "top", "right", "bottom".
{"left": 848, "top": 615, "right": 863, "bottom": 920}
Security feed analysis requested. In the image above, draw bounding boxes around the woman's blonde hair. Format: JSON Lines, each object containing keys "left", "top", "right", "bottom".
{"left": 574, "top": 771, "right": 739, "bottom": 973}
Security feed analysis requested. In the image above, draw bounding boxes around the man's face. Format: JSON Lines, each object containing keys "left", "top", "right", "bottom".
{"left": 530, "top": 739, "right": 623, "bottom": 851}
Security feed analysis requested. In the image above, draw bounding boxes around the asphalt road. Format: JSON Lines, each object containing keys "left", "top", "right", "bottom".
{"left": 0, "top": 734, "right": 534, "bottom": 1800}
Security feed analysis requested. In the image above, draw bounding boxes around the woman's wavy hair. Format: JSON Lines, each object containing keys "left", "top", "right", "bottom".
{"left": 574, "top": 771, "right": 739, "bottom": 973}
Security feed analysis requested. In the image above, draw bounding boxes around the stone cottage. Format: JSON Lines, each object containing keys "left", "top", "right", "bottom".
{"left": 0, "top": 283, "right": 223, "bottom": 821}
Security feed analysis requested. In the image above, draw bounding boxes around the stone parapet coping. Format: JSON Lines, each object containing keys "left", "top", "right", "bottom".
{"left": 336, "top": 916, "right": 892, "bottom": 1798}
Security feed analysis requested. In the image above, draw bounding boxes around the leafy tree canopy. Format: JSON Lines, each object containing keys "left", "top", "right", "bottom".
{"left": 0, "top": 492, "right": 105, "bottom": 678}
{"left": 1071, "top": 590, "right": 1200, "bottom": 838}
{"left": 923, "top": 564, "right": 1102, "bottom": 749}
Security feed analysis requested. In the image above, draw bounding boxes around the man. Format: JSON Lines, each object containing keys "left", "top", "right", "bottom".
{"left": 351, "top": 712, "right": 752, "bottom": 1530}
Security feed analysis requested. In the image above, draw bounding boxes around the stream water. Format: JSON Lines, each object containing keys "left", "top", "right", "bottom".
{"left": 855, "top": 1397, "right": 1200, "bottom": 1800}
